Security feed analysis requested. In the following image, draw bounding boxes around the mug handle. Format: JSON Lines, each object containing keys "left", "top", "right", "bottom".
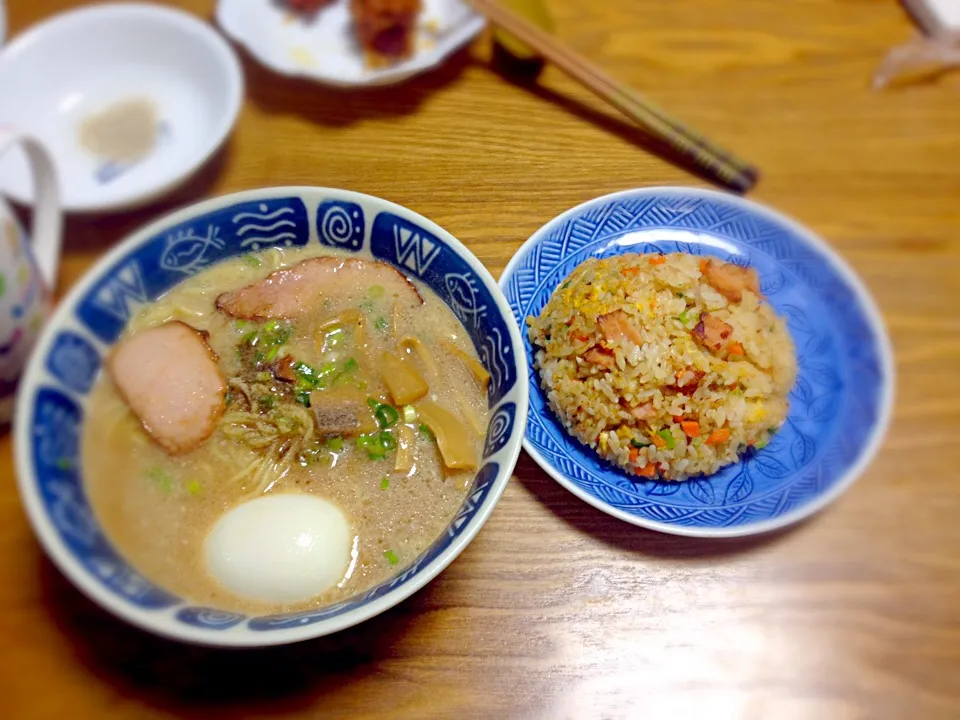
{"left": 0, "top": 126, "right": 62, "bottom": 292}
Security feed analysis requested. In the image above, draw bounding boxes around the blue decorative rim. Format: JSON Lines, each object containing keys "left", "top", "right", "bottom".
{"left": 500, "top": 187, "right": 894, "bottom": 537}
{"left": 16, "top": 188, "right": 527, "bottom": 644}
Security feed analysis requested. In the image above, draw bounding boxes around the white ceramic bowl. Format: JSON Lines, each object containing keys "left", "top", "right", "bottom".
{"left": 0, "top": 3, "right": 243, "bottom": 213}
{"left": 217, "top": 0, "right": 484, "bottom": 87}
{"left": 14, "top": 187, "right": 528, "bottom": 646}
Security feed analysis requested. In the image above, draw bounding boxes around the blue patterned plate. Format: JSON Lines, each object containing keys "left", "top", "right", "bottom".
{"left": 500, "top": 187, "right": 893, "bottom": 538}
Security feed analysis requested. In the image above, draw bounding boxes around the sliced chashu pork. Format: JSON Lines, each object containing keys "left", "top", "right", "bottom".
{"left": 692, "top": 312, "right": 735, "bottom": 354}
{"left": 597, "top": 310, "right": 644, "bottom": 348}
{"left": 701, "top": 259, "right": 761, "bottom": 303}
{"left": 108, "top": 321, "right": 227, "bottom": 455}
{"left": 216, "top": 256, "right": 423, "bottom": 320}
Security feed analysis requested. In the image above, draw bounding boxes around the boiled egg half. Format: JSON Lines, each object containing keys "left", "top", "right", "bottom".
{"left": 204, "top": 494, "right": 353, "bottom": 604}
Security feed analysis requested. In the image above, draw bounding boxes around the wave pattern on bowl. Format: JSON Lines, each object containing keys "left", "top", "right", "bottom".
{"left": 23, "top": 190, "right": 525, "bottom": 643}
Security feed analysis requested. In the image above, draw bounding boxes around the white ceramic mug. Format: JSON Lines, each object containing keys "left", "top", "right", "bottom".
{"left": 0, "top": 126, "right": 62, "bottom": 423}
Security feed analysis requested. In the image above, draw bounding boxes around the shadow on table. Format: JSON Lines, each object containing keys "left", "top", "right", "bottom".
{"left": 241, "top": 44, "right": 476, "bottom": 127}
{"left": 513, "top": 453, "right": 803, "bottom": 560}
{"left": 491, "top": 68, "right": 747, "bottom": 192}
{"left": 38, "top": 554, "right": 425, "bottom": 715}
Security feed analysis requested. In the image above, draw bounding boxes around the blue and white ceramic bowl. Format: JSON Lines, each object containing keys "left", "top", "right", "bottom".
{"left": 501, "top": 187, "right": 893, "bottom": 538}
{"left": 14, "top": 188, "right": 528, "bottom": 646}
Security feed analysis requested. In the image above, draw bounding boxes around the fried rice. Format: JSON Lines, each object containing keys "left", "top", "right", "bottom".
{"left": 527, "top": 253, "right": 797, "bottom": 482}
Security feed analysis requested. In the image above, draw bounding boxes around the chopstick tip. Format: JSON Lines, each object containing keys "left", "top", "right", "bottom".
{"left": 730, "top": 166, "right": 760, "bottom": 195}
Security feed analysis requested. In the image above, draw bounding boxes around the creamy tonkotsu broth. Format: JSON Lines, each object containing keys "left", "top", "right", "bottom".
{"left": 83, "top": 246, "right": 490, "bottom": 614}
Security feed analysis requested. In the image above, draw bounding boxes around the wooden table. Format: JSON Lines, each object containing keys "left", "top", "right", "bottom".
{"left": 3, "top": 1, "right": 959, "bottom": 717}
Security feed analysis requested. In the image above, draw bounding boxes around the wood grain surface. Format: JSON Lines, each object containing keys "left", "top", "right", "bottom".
{"left": 2, "top": 1, "right": 959, "bottom": 718}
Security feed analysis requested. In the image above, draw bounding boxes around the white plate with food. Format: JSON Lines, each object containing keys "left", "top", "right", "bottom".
{"left": 217, "top": 0, "right": 485, "bottom": 87}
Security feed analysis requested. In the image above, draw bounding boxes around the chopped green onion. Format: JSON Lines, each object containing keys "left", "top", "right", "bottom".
{"left": 276, "top": 416, "right": 295, "bottom": 434}
{"left": 380, "top": 476, "right": 390, "bottom": 490}
{"left": 355, "top": 434, "right": 374, "bottom": 454}
{"left": 295, "top": 375, "right": 320, "bottom": 393}
{"left": 402, "top": 405, "right": 417, "bottom": 423}
{"left": 360, "top": 300, "right": 374, "bottom": 313}
{"left": 295, "top": 391, "right": 311, "bottom": 407}
{"left": 256, "top": 371, "right": 272, "bottom": 382}
{"left": 356, "top": 433, "right": 388, "bottom": 459}
{"left": 374, "top": 316, "right": 389, "bottom": 331}
{"left": 768, "top": 426, "right": 779, "bottom": 434}
{"left": 295, "top": 362, "right": 325, "bottom": 391}
{"left": 242, "top": 320, "right": 292, "bottom": 352}
{"left": 375, "top": 404, "right": 399, "bottom": 429}
{"left": 369, "top": 285, "right": 385, "bottom": 299}
{"left": 419, "top": 423, "right": 434, "bottom": 439}
{"left": 235, "top": 319, "right": 249, "bottom": 329}
{"left": 243, "top": 254, "right": 261, "bottom": 267}
{"left": 264, "top": 345, "right": 281, "bottom": 363}
{"left": 367, "top": 397, "right": 380, "bottom": 410}
{"left": 384, "top": 550, "right": 399, "bottom": 565}
{"left": 630, "top": 438, "right": 651, "bottom": 449}
{"left": 326, "top": 437, "right": 344, "bottom": 452}
{"left": 257, "top": 395, "right": 277, "bottom": 411}
{"left": 379, "top": 430, "right": 397, "bottom": 451}
{"left": 187, "top": 480, "right": 202, "bottom": 496}
{"left": 658, "top": 429, "right": 677, "bottom": 450}
{"left": 677, "top": 310, "right": 690, "bottom": 324}
{"left": 263, "top": 320, "right": 292, "bottom": 346}
{"left": 297, "top": 361, "right": 337, "bottom": 391}
{"left": 144, "top": 467, "right": 174, "bottom": 493}
{"left": 755, "top": 438, "right": 769, "bottom": 450}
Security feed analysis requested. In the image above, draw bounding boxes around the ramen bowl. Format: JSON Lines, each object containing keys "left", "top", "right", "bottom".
{"left": 14, "top": 187, "right": 528, "bottom": 647}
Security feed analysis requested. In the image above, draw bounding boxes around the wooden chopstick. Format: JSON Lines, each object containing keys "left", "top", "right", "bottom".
{"left": 470, "top": 0, "right": 759, "bottom": 193}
